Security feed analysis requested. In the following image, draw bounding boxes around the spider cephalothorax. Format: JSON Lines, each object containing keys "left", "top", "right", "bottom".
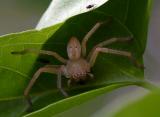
{"left": 12, "top": 21, "right": 143, "bottom": 109}
{"left": 65, "top": 37, "right": 91, "bottom": 81}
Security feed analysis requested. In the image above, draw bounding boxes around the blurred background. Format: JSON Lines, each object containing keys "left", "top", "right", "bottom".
{"left": 0, "top": 0, "right": 159, "bottom": 117}
{"left": 0, "top": 0, "right": 51, "bottom": 35}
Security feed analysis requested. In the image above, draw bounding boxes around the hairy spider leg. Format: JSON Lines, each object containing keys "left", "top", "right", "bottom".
{"left": 24, "top": 65, "right": 68, "bottom": 110}
{"left": 87, "top": 37, "right": 132, "bottom": 60}
{"left": 81, "top": 22, "right": 102, "bottom": 57}
{"left": 81, "top": 19, "right": 112, "bottom": 57}
{"left": 89, "top": 47, "right": 143, "bottom": 68}
{"left": 11, "top": 48, "right": 67, "bottom": 63}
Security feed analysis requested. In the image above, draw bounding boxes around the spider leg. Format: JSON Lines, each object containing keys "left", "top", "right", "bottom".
{"left": 81, "top": 18, "right": 112, "bottom": 57}
{"left": 67, "top": 79, "right": 72, "bottom": 87}
{"left": 89, "top": 47, "right": 144, "bottom": 68}
{"left": 11, "top": 48, "right": 67, "bottom": 64}
{"left": 87, "top": 37, "right": 132, "bottom": 60}
{"left": 57, "top": 70, "right": 69, "bottom": 97}
{"left": 24, "top": 65, "right": 68, "bottom": 111}
{"left": 81, "top": 22, "right": 103, "bottom": 57}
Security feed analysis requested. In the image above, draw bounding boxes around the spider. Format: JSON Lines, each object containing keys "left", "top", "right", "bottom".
{"left": 12, "top": 21, "right": 142, "bottom": 109}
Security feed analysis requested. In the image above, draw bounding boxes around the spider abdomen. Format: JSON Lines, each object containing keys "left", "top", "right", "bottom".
{"left": 66, "top": 58, "right": 90, "bottom": 81}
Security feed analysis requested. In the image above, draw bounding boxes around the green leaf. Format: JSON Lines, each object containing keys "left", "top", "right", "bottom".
{"left": 0, "top": 0, "right": 152, "bottom": 117}
{"left": 24, "top": 83, "right": 140, "bottom": 117}
{"left": 37, "top": 0, "right": 110, "bottom": 29}
{"left": 113, "top": 89, "right": 160, "bottom": 117}
{"left": 0, "top": 25, "right": 63, "bottom": 117}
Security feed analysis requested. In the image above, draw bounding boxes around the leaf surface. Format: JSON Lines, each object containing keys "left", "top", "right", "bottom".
{"left": 114, "top": 89, "right": 160, "bottom": 117}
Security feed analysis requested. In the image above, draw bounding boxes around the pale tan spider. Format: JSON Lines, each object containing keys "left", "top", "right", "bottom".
{"left": 12, "top": 22, "right": 142, "bottom": 109}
